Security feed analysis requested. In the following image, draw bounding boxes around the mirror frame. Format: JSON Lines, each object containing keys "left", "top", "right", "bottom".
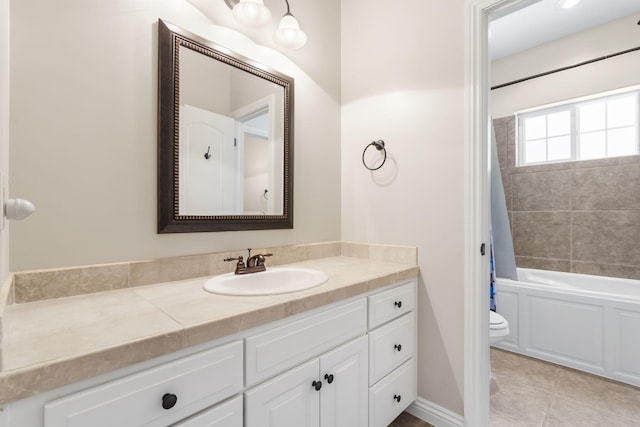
{"left": 157, "top": 20, "right": 294, "bottom": 233}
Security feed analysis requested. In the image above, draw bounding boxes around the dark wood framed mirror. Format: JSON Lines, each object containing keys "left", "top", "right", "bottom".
{"left": 157, "top": 20, "right": 293, "bottom": 233}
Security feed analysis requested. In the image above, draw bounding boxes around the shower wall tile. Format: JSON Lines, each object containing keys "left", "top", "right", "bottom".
{"left": 619, "top": 154, "right": 640, "bottom": 165}
{"left": 501, "top": 170, "right": 512, "bottom": 211}
{"left": 570, "top": 157, "right": 621, "bottom": 169}
{"left": 515, "top": 256, "right": 570, "bottom": 272}
{"left": 572, "top": 211, "right": 640, "bottom": 266}
{"left": 512, "top": 170, "right": 571, "bottom": 211}
{"left": 572, "top": 163, "right": 640, "bottom": 210}
{"left": 512, "top": 162, "right": 570, "bottom": 174}
{"left": 493, "top": 117, "right": 510, "bottom": 170}
{"left": 508, "top": 211, "right": 513, "bottom": 235}
{"left": 507, "top": 116, "right": 516, "bottom": 169}
{"left": 497, "top": 114, "right": 640, "bottom": 280}
{"left": 571, "top": 262, "right": 640, "bottom": 281}
{"left": 512, "top": 212, "right": 571, "bottom": 259}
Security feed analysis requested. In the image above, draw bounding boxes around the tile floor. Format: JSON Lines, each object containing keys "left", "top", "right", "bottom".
{"left": 491, "top": 347, "right": 640, "bottom": 426}
{"left": 390, "top": 411, "right": 435, "bottom": 427}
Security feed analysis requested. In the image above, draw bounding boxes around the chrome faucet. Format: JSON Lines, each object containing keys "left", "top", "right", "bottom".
{"left": 225, "top": 248, "right": 273, "bottom": 275}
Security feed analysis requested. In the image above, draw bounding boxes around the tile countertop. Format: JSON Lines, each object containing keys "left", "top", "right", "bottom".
{"left": 0, "top": 256, "right": 419, "bottom": 405}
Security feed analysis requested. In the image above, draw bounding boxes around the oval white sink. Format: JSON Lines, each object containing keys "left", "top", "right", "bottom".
{"left": 203, "top": 267, "right": 329, "bottom": 296}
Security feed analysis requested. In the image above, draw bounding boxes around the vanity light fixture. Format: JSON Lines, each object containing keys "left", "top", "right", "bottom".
{"left": 232, "top": 0, "right": 272, "bottom": 27}
{"left": 272, "top": 0, "right": 307, "bottom": 50}
{"left": 226, "top": 0, "right": 308, "bottom": 49}
{"left": 557, "top": 0, "right": 581, "bottom": 9}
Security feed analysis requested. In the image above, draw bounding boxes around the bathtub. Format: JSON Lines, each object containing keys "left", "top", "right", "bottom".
{"left": 495, "top": 268, "right": 640, "bottom": 387}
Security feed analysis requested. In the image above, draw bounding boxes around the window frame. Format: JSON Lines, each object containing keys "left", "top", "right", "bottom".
{"left": 516, "top": 88, "right": 640, "bottom": 167}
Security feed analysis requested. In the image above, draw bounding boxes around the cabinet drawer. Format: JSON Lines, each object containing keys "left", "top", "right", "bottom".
{"left": 368, "top": 358, "right": 415, "bottom": 427}
{"left": 245, "top": 298, "right": 367, "bottom": 386}
{"left": 172, "top": 395, "right": 242, "bottom": 427}
{"left": 44, "top": 341, "right": 243, "bottom": 427}
{"left": 368, "top": 281, "right": 415, "bottom": 329}
{"left": 369, "top": 312, "right": 415, "bottom": 385}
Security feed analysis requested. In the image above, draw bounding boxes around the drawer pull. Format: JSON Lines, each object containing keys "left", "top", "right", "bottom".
{"left": 394, "top": 301, "right": 402, "bottom": 308}
{"left": 162, "top": 393, "right": 177, "bottom": 410}
{"left": 312, "top": 380, "right": 322, "bottom": 391}
{"left": 394, "top": 344, "right": 402, "bottom": 352}
{"left": 393, "top": 394, "right": 402, "bottom": 403}
{"left": 324, "top": 373, "right": 334, "bottom": 384}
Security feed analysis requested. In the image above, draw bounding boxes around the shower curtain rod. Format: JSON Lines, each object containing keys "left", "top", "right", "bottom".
{"left": 491, "top": 45, "right": 640, "bottom": 91}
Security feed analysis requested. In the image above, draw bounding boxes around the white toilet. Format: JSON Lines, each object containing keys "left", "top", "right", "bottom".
{"left": 489, "top": 311, "right": 510, "bottom": 381}
{"left": 489, "top": 310, "right": 510, "bottom": 345}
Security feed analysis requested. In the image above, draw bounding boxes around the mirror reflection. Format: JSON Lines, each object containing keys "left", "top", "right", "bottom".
{"left": 158, "top": 20, "right": 293, "bottom": 233}
{"left": 178, "top": 46, "right": 284, "bottom": 216}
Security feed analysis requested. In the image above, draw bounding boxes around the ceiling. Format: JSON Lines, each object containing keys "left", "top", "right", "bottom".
{"left": 490, "top": 0, "right": 640, "bottom": 60}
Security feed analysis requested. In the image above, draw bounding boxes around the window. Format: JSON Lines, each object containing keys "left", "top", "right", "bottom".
{"left": 517, "top": 89, "right": 640, "bottom": 166}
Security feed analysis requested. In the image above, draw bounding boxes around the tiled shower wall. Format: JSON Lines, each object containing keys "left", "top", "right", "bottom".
{"left": 493, "top": 116, "right": 640, "bottom": 281}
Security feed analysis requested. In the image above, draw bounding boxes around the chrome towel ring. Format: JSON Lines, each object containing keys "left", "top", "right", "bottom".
{"left": 362, "top": 140, "right": 387, "bottom": 171}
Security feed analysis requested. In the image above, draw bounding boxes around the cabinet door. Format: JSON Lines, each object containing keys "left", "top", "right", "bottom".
{"left": 172, "top": 395, "right": 242, "bottom": 427}
{"left": 319, "top": 335, "right": 368, "bottom": 427}
{"left": 245, "top": 359, "right": 320, "bottom": 427}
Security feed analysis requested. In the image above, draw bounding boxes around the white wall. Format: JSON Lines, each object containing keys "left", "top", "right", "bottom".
{"left": 341, "top": 0, "right": 465, "bottom": 416}
{"left": 492, "top": 13, "right": 640, "bottom": 117}
{"left": 9, "top": 0, "right": 341, "bottom": 271}
{"left": 0, "top": 0, "right": 8, "bottom": 283}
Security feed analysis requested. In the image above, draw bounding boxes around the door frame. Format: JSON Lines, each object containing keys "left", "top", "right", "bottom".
{"left": 464, "top": 0, "right": 532, "bottom": 425}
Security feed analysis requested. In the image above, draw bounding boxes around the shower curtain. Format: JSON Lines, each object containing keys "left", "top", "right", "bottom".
{"left": 490, "top": 121, "right": 517, "bottom": 300}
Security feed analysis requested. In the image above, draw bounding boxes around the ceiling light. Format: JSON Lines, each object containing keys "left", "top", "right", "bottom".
{"left": 227, "top": 0, "right": 307, "bottom": 50}
{"left": 558, "top": 0, "right": 581, "bottom": 9}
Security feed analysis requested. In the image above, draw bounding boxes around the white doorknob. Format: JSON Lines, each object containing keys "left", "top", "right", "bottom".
{"left": 5, "top": 198, "right": 35, "bottom": 220}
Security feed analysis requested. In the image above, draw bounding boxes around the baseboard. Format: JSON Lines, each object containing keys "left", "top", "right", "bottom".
{"left": 406, "top": 397, "right": 464, "bottom": 427}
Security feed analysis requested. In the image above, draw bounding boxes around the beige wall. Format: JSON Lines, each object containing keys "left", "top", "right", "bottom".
{"left": 491, "top": 13, "right": 640, "bottom": 118}
{"left": 341, "top": 0, "right": 465, "bottom": 416}
{"left": 10, "top": 0, "right": 468, "bottom": 417}
{"left": 9, "top": 0, "right": 341, "bottom": 271}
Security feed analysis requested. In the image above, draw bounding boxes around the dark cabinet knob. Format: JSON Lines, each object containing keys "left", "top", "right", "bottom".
{"left": 394, "top": 301, "right": 402, "bottom": 308}
{"left": 312, "top": 380, "right": 322, "bottom": 391}
{"left": 324, "top": 373, "right": 334, "bottom": 384}
{"left": 394, "top": 344, "right": 402, "bottom": 352}
{"left": 162, "top": 393, "right": 177, "bottom": 410}
{"left": 394, "top": 394, "right": 402, "bottom": 403}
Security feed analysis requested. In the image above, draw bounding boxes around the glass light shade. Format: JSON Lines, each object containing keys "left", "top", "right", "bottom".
{"left": 558, "top": 0, "right": 581, "bottom": 9}
{"left": 233, "top": 0, "right": 272, "bottom": 27}
{"left": 273, "top": 14, "right": 307, "bottom": 49}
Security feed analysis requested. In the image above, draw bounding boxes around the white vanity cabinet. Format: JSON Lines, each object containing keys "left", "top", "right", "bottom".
{"left": 244, "top": 280, "right": 416, "bottom": 427}
{"left": 13, "top": 278, "right": 417, "bottom": 427}
{"left": 367, "top": 282, "right": 417, "bottom": 427}
{"left": 43, "top": 341, "right": 243, "bottom": 427}
{"left": 172, "top": 395, "right": 243, "bottom": 427}
{"left": 244, "top": 335, "right": 368, "bottom": 427}
{"left": 173, "top": 395, "right": 243, "bottom": 427}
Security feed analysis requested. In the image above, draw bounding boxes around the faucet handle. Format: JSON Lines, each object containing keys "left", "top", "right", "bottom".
{"left": 255, "top": 253, "right": 273, "bottom": 267}
{"left": 224, "top": 256, "right": 246, "bottom": 274}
